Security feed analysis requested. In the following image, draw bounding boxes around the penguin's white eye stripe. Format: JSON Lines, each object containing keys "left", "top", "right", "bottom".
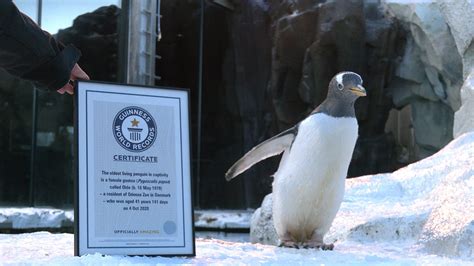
{"left": 335, "top": 73, "right": 344, "bottom": 84}
{"left": 335, "top": 72, "right": 363, "bottom": 85}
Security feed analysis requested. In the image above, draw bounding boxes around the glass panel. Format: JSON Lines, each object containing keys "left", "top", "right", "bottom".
{"left": 0, "top": 1, "right": 37, "bottom": 207}
{"left": 0, "top": 70, "right": 34, "bottom": 206}
{"left": 32, "top": 0, "right": 122, "bottom": 207}
{"left": 32, "top": 90, "right": 75, "bottom": 207}
{"left": 0, "top": 0, "right": 123, "bottom": 208}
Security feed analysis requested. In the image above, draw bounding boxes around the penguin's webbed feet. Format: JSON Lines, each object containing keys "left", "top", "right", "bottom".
{"left": 278, "top": 240, "right": 300, "bottom": 249}
{"left": 302, "top": 241, "right": 334, "bottom": 250}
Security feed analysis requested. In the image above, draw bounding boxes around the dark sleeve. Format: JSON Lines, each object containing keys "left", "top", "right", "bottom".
{"left": 0, "top": 0, "right": 81, "bottom": 91}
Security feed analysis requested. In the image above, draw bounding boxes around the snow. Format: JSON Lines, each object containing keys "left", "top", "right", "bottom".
{"left": 327, "top": 132, "right": 474, "bottom": 248}
{"left": 0, "top": 232, "right": 466, "bottom": 265}
{"left": 1, "top": 132, "right": 474, "bottom": 264}
{"left": 325, "top": 132, "right": 474, "bottom": 258}
{"left": 0, "top": 208, "right": 73, "bottom": 229}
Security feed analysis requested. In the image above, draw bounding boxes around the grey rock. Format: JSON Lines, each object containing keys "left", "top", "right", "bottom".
{"left": 437, "top": 0, "right": 474, "bottom": 79}
{"left": 454, "top": 69, "right": 474, "bottom": 138}
{"left": 271, "top": 9, "right": 319, "bottom": 127}
{"left": 411, "top": 99, "right": 453, "bottom": 154}
{"left": 383, "top": 0, "right": 474, "bottom": 160}
{"left": 223, "top": 0, "right": 275, "bottom": 207}
{"left": 391, "top": 77, "right": 439, "bottom": 108}
{"left": 386, "top": 1, "right": 462, "bottom": 111}
{"left": 395, "top": 36, "right": 425, "bottom": 84}
{"left": 465, "top": 45, "right": 474, "bottom": 85}
{"left": 424, "top": 66, "right": 448, "bottom": 102}
{"left": 270, "top": 0, "right": 402, "bottom": 176}
{"left": 153, "top": 0, "right": 472, "bottom": 209}
{"left": 249, "top": 194, "right": 278, "bottom": 245}
{"left": 412, "top": 3, "right": 462, "bottom": 86}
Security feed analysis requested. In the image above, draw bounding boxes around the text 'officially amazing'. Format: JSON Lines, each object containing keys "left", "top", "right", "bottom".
{"left": 113, "top": 154, "right": 158, "bottom": 163}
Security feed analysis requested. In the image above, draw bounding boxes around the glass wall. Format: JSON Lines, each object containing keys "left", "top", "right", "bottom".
{"left": 0, "top": 0, "right": 121, "bottom": 207}
{"left": 0, "top": 71, "right": 34, "bottom": 206}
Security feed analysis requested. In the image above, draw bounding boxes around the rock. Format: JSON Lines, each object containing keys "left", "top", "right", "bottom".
{"left": 395, "top": 36, "right": 425, "bottom": 83}
{"left": 391, "top": 77, "right": 438, "bottom": 108}
{"left": 249, "top": 194, "right": 278, "bottom": 245}
{"left": 437, "top": 0, "right": 474, "bottom": 79}
{"left": 270, "top": 0, "right": 402, "bottom": 176}
{"left": 221, "top": 0, "right": 275, "bottom": 207}
{"left": 349, "top": 133, "right": 398, "bottom": 176}
{"left": 424, "top": 66, "right": 448, "bottom": 101}
{"left": 383, "top": 0, "right": 473, "bottom": 160}
{"left": 453, "top": 70, "right": 474, "bottom": 138}
{"left": 385, "top": 0, "right": 463, "bottom": 110}
{"left": 192, "top": 0, "right": 404, "bottom": 209}
{"left": 271, "top": 9, "right": 319, "bottom": 126}
{"left": 411, "top": 98, "right": 453, "bottom": 156}
{"left": 154, "top": 0, "right": 471, "bottom": 209}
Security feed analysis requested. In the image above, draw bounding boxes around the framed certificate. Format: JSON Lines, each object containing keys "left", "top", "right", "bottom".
{"left": 74, "top": 81, "right": 195, "bottom": 256}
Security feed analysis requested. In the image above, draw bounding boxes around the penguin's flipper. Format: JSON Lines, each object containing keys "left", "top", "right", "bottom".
{"left": 225, "top": 126, "right": 297, "bottom": 181}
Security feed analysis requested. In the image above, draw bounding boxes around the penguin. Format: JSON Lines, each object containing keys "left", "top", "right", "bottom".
{"left": 225, "top": 71, "right": 366, "bottom": 250}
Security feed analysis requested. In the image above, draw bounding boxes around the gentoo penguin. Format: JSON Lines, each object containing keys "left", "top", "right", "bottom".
{"left": 225, "top": 71, "right": 366, "bottom": 250}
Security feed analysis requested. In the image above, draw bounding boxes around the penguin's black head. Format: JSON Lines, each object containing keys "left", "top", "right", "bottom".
{"left": 312, "top": 71, "right": 366, "bottom": 117}
{"left": 327, "top": 71, "right": 366, "bottom": 103}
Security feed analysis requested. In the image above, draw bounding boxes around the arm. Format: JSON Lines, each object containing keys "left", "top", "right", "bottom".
{"left": 0, "top": 0, "right": 88, "bottom": 93}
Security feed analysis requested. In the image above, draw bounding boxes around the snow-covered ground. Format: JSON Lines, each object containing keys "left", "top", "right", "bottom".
{"left": 0, "top": 232, "right": 466, "bottom": 265}
{"left": 328, "top": 132, "right": 474, "bottom": 259}
{"left": 1, "top": 133, "right": 474, "bottom": 265}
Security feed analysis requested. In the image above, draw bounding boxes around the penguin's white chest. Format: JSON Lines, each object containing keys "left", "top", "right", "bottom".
{"left": 272, "top": 113, "right": 358, "bottom": 240}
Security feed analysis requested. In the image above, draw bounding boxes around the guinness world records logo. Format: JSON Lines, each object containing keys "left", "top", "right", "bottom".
{"left": 113, "top": 106, "right": 157, "bottom": 152}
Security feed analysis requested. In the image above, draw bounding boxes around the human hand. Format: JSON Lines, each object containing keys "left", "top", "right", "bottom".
{"left": 57, "top": 63, "right": 90, "bottom": 95}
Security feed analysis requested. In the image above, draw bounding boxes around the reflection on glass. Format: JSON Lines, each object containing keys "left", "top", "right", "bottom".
{"left": 13, "top": 0, "right": 38, "bottom": 23}
{"left": 35, "top": 0, "right": 121, "bottom": 207}
{"left": 0, "top": 70, "right": 34, "bottom": 206}
{"left": 33, "top": 90, "right": 75, "bottom": 207}
{"left": 42, "top": 0, "right": 121, "bottom": 34}
{"left": 0, "top": 0, "right": 121, "bottom": 207}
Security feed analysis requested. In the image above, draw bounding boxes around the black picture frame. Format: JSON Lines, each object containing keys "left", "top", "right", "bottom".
{"left": 74, "top": 80, "right": 195, "bottom": 257}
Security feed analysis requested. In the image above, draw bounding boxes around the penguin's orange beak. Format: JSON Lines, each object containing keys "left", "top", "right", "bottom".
{"left": 350, "top": 85, "right": 366, "bottom": 97}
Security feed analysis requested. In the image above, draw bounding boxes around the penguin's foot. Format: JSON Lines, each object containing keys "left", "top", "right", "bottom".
{"left": 302, "top": 241, "right": 334, "bottom": 250}
{"left": 278, "top": 240, "right": 300, "bottom": 249}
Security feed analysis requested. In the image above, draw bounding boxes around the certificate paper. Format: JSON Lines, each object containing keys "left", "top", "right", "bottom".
{"left": 75, "top": 81, "right": 194, "bottom": 256}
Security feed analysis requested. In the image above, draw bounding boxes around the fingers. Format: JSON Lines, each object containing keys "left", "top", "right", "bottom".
{"left": 71, "top": 63, "right": 90, "bottom": 80}
{"left": 57, "top": 82, "right": 74, "bottom": 95}
{"left": 57, "top": 64, "right": 90, "bottom": 95}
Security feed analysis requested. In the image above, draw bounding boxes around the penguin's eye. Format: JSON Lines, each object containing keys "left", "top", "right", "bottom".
{"left": 337, "top": 83, "right": 343, "bottom": 90}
